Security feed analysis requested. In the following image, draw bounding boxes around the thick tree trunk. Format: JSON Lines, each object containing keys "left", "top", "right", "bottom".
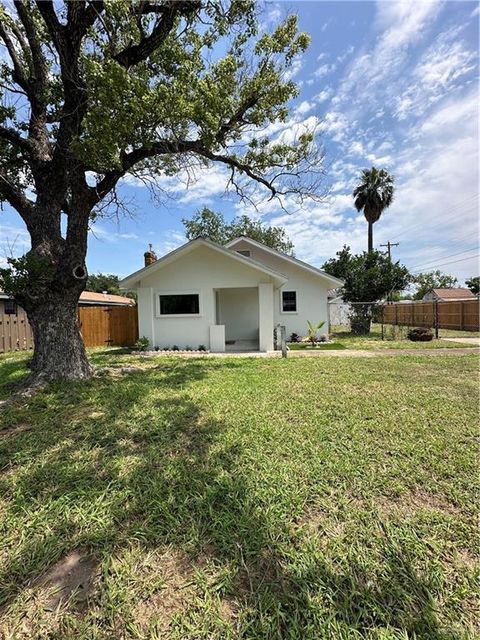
{"left": 25, "top": 293, "right": 91, "bottom": 383}
{"left": 368, "top": 221, "right": 373, "bottom": 253}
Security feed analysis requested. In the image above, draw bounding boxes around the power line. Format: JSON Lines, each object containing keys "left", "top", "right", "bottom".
{"left": 389, "top": 194, "right": 479, "bottom": 242}
{"left": 410, "top": 246, "right": 479, "bottom": 271}
{"left": 411, "top": 253, "right": 479, "bottom": 273}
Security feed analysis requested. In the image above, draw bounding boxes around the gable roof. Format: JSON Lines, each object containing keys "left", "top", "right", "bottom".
{"left": 432, "top": 288, "right": 476, "bottom": 301}
{"left": 225, "top": 237, "right": 344, "bottom": 287}
{"left": 119, "top": 237, "right": 288, "bottom": 289}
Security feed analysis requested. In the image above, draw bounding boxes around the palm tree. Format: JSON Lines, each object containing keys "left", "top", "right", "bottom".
{"left": 353, "top": 167, "right": 394, "bottom": 252}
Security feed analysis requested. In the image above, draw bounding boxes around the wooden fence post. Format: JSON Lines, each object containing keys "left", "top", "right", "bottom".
{"left": 460, "top": 302, "right": 465, "bottom": 331}
{"left": 434, "top": 301, "right": 439, "bottom": 338}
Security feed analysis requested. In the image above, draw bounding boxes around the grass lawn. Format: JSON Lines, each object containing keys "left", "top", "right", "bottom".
{"left": 325, "top": 324, "right": 479, "bottom": 350}
{"left": 0, "top": 350, "right": 478, "bottom": 639}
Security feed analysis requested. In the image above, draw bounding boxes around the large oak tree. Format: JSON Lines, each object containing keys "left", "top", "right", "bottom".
{"left": 0, "top": 0, "right": 325, "bottom": 382}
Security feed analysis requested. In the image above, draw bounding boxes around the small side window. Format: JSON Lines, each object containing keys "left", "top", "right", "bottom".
{"left": 282, "top": 291, "right": 297, "bottom": 312}
{"left": 4, "top": 299, "right": 17, "bottom": 315}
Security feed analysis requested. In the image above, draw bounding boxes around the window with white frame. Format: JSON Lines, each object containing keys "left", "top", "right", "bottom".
{"left": 282, "top": 290, "right": 297, "bottom": 312}
{"left": 159, "top": 293, "right": 199, "bottom": 315}
{"left": 236, "top": 250, "right": 251, "bottom": 257}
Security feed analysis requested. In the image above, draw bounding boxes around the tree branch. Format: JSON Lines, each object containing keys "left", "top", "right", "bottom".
{"left": 113, "top": 1, "right": 200, "bottom": 68}
{"left": 0, "top": 21, "right": 29, "bottom": 93}
{"left": 0, "top": 171, "right": 34, "bottom": 221}
{"left": 0, "top": 125, "right": 33, "bottom": 154}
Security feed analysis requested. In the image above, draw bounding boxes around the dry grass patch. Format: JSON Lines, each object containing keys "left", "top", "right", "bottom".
{"left": 376, "top": 488, "right": 461, "bottom": 518}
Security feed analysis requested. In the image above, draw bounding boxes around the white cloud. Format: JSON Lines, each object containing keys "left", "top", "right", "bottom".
{"left": 294, "top": 100, "right": 314, "bottom": 116}
{"left": 393, "top": 39, "right": 476, "bottom": 120}
{"left": 89, "top": 224, "right": 140, "bottom": 243}
{"left": 337, "top": 45, "right": 355, "bottom": 64}
{"left": 334, "top": 0, "right": 443, "bottom": 118}
{"left": 314, "top": 62, "right": 337, "bottom": 79}
{"left": 0, "top": 223, "right": 31, "bottom": 259}
{"left": 284, "top": 56, "right": 304, "bottom": 81}
{"left": 314, "top": 87, "right": 333, "bottom": 103}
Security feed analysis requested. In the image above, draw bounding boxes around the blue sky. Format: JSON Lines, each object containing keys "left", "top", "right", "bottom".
{"left": 1, "top": 0, "right": 479, "bottom": 284}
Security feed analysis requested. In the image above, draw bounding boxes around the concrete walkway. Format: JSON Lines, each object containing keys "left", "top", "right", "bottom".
{"left": 133, "top": 347, "right": 479, "bottom": 359}
{"left": 441, "top": 337, "right": 480, "bottom": 346}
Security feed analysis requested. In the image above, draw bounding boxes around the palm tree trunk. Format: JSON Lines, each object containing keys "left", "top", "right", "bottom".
{"left": 368, "top": 221, "right": 373, "bottom": 253}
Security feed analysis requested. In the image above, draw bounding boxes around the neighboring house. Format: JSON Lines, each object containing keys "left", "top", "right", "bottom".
{"left": 0, "top": 290, "right": 135, "bottom": 315}
{"left": 327, "top": 289, "right": 351, "bottom": 326}
{"left": 120, "top": 236, "right": 343, "bottom": 352}
{"left": 422, "top": 288, "right": 477, "bottom": 302}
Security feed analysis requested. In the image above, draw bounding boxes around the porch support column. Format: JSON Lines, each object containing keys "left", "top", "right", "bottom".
{"left": 258, "top": 282, "right": 274, "bottom": 351}
{"left": 137, "top": 287, "right": 155, "bottom": 347}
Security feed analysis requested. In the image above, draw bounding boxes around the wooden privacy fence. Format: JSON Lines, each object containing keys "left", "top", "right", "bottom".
{"left": 0, "top": 310, "right": 34, "bottom": 352}
{"left": 0, "top": 305, "right": 138, "bottom": 353}
{"left": 382, "top": 299, "right": 479, "bottom": 332}
{"left": 78, "top": 306, "right": 138, "bottom": 347}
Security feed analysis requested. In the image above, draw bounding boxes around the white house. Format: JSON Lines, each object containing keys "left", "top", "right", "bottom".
{"left": 119, "top": 236, "right": 343, "bottom": 352}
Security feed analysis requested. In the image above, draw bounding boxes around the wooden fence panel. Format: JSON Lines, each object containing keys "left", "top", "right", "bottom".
{"left": 78, "top": 306, "right": 138, "bottom": 347}
{"left": 383, "top": 299, "right": 479, "bottom": 332}
{"left": 78, "top": 307, "right": 111, "bottom": 347}
{"left": 0, "top": 305, "right": 138, "bottom": 353}
{"left": 0, "top": 311, "right": 34, "bottom": 353}
{"left": 109, "top": 306, "right": 139, "bottom": 346}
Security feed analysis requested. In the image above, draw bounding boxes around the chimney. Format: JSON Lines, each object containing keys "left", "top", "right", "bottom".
{"left": 144, "top": 244, "right": 157, "bottom": 267}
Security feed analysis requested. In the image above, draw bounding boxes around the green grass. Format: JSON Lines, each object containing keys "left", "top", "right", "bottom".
{"left": 329, "top": 324, "right": 478, "bottom": 350}
{"left": 0, "top": 350, "right": 478, "bottom": 639}
{"left": 288, "top": 342, "right": 347, "bottom": 350}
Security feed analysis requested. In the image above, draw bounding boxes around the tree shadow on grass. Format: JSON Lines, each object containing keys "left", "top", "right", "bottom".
{"left": 0, "top": 358, "right": 454, "bottom": 639}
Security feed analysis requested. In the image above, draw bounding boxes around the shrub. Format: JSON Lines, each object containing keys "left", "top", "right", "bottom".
{"left": 134, "top": 336, "right": 150, "bottom": 351}
{"left": 306, "top": 320, "right": 325, "bottom": 346}
{"left": 407, "top": 327, "right": 434, "bottom": 342}
{"left": 289, "top": 332, "right": 301, "bottom": 343}
{"left": 172, "top": 345, "right": 180, "bottom": 351}
{"left": 198, "top": 345, "right": 207, "bottom": 351}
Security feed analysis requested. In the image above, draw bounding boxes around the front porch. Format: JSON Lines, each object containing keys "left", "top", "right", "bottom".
{"left": 211, "top": 283, "right": 274, "bottom": 352}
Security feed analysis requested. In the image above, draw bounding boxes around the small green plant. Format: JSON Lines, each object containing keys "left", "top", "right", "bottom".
{"left": 306, "top": 320, "right": 325, "bottom": 346}
{"left": 134, "top": 336, "right": 150, "bottom": 351}
{"left": 172, "top": 345, "right": 179, "bottom": 351}
{"left": 198, "top": 345, "right": 206, "bottom": 351}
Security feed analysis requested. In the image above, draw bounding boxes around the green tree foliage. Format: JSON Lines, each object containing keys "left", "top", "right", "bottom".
{"left": 86, "top": 273, "right": 121, "bottom": 295}
{"left": 183, "top": 207, "right": 294, "bottom": 254}
{"left": 86, "top": 272, "right": 137, "bottom": 301}
{"left": 0, "top": 1, "right": 325, "bottom": 381}
{"left": 412, "top": 270, "right": 458, "bottom": 300}
{"left": 322, "top": 246, "right": 411, "bottom": 334}
{"left": 465, "top": 276, "right": 479, "bottom": 295}
{"left": 353, "top": 167, "right": 394, "bottom": 252}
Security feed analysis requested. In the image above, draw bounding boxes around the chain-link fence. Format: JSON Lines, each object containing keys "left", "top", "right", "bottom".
{"left": 329, "top": 299, "right": 479, "bottom": 340}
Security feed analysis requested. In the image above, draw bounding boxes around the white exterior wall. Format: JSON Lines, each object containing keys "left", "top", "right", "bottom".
{"left": 136, "top": 245, "right": 275, "bottom": 349}
{"left": 216, "top": 287, "right": 259, "bottom": 341}
{"left": 231, "top": 240, "right": 331, "bottom": 340}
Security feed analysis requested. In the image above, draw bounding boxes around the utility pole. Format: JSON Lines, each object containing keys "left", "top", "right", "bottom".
{"left": 380, "top": 241, "right": 399, "bottom": 260}
{"left": 380, "top": 241, "right": 400, "bottom": 304}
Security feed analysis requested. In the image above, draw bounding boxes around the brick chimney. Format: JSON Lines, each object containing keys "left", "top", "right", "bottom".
{"left": 144, "top": 244, "right": 157, "bottom": 267}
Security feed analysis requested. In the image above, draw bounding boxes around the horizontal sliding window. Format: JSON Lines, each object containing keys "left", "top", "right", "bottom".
{"left": 159, "top": 293, "right": 199, "bottom": 315}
